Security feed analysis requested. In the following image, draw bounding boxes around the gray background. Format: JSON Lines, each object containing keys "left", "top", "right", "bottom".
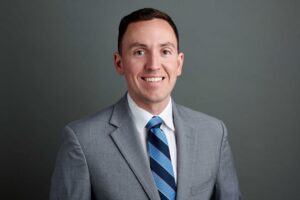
{"left": 2, "top": 0, "right": 300, "bottom": 199}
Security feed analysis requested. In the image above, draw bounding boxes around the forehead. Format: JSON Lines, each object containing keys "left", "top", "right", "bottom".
{"left": 122, "top": 19, "right": 178, "bottom": 48}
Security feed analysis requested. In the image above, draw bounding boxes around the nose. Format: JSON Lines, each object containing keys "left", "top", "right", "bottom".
{"left": 145, "top": 51, "right": 160, "bottom": 71}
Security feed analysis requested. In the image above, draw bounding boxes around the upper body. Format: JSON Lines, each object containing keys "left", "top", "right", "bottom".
{"left": 50, "top": 8, "right": 241, "bottom": 200}
{"left": 50, "top": 94, "right": 240, "bottom": 200}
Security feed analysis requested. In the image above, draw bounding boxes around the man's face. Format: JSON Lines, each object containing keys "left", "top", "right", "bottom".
{"left": 114, "top": 19, "right": 184, "bottom": 113}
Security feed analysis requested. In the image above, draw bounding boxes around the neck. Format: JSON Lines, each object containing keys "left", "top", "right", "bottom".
{"left": 140, "top": 100, "right": 169, "bottom": 115}
{"left": 128, "top": 94, "right": 170, "bottom": 115}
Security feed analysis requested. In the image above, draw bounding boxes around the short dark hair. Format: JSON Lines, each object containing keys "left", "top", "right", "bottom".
{"left": 118, "top": 8, "right": 179, "bottom": 54}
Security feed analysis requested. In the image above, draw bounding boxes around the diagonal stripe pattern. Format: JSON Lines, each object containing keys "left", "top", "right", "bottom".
{"left": 146, "top": 116, "right": 176, "bottom": 200}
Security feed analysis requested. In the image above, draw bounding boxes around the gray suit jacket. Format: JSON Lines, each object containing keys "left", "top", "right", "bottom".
{"left": 50, "top": 95, "right": 240, "bottom": 200}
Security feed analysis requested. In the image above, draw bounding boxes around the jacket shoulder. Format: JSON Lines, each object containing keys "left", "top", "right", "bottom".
{"left": 175, "top": 103, "right": 221, "bottom": 124}
{"left": 174, "top": 103, "right": 228, "bottom": 141}
{"left": 66, "top": 105, "right": 114, "bottom": 135}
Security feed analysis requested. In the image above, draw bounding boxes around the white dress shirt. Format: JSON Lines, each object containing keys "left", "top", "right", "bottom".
{"left": 127, "top": 93, "right": 177, "bottom": 181}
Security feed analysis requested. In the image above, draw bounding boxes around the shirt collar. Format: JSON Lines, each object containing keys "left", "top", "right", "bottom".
{"left": 127, "top": 93, "right": 174, "bottom": 131}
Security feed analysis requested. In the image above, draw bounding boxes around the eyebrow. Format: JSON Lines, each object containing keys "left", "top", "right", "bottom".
{"left": 128, "top": 42, "right": 147, "bottom": 50}
{"left": 160, "top": 42, "right": 176, "bottom": 49}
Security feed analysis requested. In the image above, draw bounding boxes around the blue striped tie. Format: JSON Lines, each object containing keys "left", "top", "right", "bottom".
{"left": 146, "top": 116, "right": 176, "bottom": 200}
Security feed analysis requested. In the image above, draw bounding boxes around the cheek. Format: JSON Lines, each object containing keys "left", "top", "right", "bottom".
{"left": 124, "top": 59, "right": 142, "bottom": 71}
{"left": 124, "top": 68, "right": 139, "bottom": 82}
{"left": 166, "top": 62, "right": 181, "bottom": 76}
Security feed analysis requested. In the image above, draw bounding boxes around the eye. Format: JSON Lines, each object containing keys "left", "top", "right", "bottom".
{"left": 162, "top": 49, "right": 172, "bottom": 56}
{"left": 133, "top": 49, "right": 145, "bottom": 56}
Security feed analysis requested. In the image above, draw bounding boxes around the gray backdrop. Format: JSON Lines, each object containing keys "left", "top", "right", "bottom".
{"left": 2, "top": 0, "right": 300, "bottom": 199}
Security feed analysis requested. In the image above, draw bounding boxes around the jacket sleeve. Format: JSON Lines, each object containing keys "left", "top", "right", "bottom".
{"left": 50, "top": 126, "right": 92, "bottom": 200}
{"left": 213, "top": 121, "right": 241, "bottom": 200}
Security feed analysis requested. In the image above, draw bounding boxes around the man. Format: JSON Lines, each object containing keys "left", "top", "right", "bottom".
{"left": 50, "top": 8, "right": 240, "bottom": 200}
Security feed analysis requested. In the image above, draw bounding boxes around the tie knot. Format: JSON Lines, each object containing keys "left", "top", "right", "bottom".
{"left": 146, "top": 116, "right": 163, "bottom": 129}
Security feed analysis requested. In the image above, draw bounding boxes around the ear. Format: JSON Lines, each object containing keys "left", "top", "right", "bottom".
{"left": 176, "top": 52, "right": 184, "bottom": 76}
{"left": 114, "top": 52, "right": 125, "bottom": 75}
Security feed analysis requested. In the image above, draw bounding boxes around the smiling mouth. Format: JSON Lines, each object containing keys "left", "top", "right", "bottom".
{"left": 142, "top": 77, "right": 165, "bottom": 82}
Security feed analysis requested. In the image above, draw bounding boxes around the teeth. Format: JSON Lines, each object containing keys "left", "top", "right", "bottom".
{"left": 144, "top": 77, "right": 163, "bottom": 82}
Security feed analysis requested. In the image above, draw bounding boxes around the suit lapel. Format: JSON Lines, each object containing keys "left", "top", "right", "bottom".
{"left": 109, "top": 96, "right": 160, "bottom": 200}
{"left": 173, "top": 103, "right": 198, "bottom": 200}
